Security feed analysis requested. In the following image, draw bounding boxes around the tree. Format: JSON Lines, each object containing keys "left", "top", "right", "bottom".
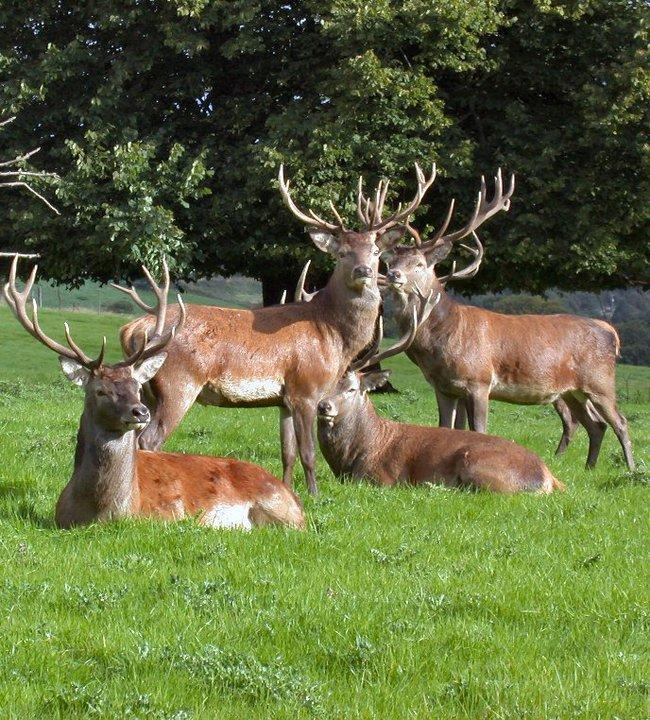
{"left": 0, "top": 1, "right": 647, "bottom": 299}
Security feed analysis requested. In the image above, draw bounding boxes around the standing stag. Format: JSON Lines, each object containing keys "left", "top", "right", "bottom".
{"left": 382, "top": 171, "right": 634, "bottom": 470}
{"left": 3, "top": 257, "right": 304, "bottom": 529}
{"left": 118, "top": 164, "right": 437, "bottom": 494}
{"left": 316, "top": 301, "right": 563, "bottom": 493}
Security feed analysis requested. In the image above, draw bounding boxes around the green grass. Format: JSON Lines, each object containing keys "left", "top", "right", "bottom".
{"left": 0, "top": 307, "right": 648, "bottom": 719}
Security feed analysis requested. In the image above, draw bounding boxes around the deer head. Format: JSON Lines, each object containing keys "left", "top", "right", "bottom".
{"left": 383, "top": 169, "right": 515, "bottom": 298}
{"left": 4, "top": 256, "right": 185, "bottom": 435}
{"left": 317, "top": 288, "right": 439, "bottom": 426}
{"left": 278, "top": 164, "right": 437, "bottom": 296}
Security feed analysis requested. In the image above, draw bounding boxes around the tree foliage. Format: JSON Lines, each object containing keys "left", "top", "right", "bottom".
{"left": 0, "top": 0, "right": 647, "bottom": 297}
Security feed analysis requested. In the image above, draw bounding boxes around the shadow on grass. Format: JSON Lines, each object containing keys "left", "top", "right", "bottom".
{"left": 0, "top": 483, "right": 56, "bottom": 528}
{"left": 597, "top": 465, "right": 649, "bottom": 490}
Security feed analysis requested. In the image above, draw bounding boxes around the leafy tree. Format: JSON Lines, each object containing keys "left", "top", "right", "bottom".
{"left": 0, "top": 0, "right": 647, "bottom": 301}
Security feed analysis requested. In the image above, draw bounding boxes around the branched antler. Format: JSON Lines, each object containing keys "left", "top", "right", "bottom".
{"left": 111, "top": 258, "right": 186, "bottom": 363}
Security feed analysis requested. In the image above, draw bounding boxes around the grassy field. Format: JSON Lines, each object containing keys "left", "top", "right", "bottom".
{"left": 0, "top": 307, "right": 648, "bottom": 719}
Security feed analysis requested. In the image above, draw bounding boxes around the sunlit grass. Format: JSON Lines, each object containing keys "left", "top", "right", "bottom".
{"left": 0, "top": 307, "right": 647, "bottom": 719}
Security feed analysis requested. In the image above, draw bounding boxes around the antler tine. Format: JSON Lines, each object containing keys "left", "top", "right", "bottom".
{"left": 116, "top": 293, "right": 187, "bottom": 368}
{"left": 62, "top": 320, "right": 102, "bottom": 367}
{"left": 328, "top": 201, "right": 346, "bottom": 228}
{"left": 142, "top": 258, "right": 170, "bottom": 337}
{"left": 439, "top": 232, "right": 485, "bottom": 284}
{"left": 419, "top": 198, "right": 456, "bottom": 250}
{"left": 357, "top": 176, "right": 370, "bottom": 225}
{"left": 4, "top": 256, "right": 102, "bottom": 367}
{"left": 140, "top": 294, "right": 186, "bottom": 359}
{"left": 278, "top": 165, "right": 341, "bottom": 232}
{"left": 294, "top": 259, "right": 311, "bottom": 303}
{"left": 279, "top": 290, "right": 287, "bottom": 305}
{"left": 436, "top": 168, "right": 515, "bottom": 245}
{"left": 371, "top": 162, "right": 437, "bottom": 231}
{"left": 404, "top": 221, "right": 423, "bottom": 246}
{"left": 109, "top": 281, "right": 155, "bottom": 314}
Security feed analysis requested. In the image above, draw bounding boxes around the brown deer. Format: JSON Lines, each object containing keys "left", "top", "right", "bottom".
{"left": 381, "top": 170, "right": 634, "bottom": 470}
{"left": 316, "top": 304, "right": 563, "bottom": 493}
{"left": 3, "top": 256, "right": 305, "bottom": 530}
{"left": 117, "top": 164, "right": 437, "bottom": 494}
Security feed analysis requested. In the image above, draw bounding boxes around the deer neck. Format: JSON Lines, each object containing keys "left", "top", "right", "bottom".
{"left": 317, "top": 397, "right": 387, "bottom": 479}
{"left": 393, "top": 282, "right": 458, "bottom": 336}
{"left": 70, "top": 410, "right": 139, "bottom": 521}
{"left": 317, "top": 275, "right": 381, "bottom": 361}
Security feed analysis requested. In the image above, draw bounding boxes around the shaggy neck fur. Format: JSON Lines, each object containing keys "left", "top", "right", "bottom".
{"left": 316, "top": 274, "right": 381, "bottom": 362}
{"left": 70, "top": 409, "right": 139, "bottom": 521}
{"left": 392, "top": 283, "right": 458, "bottom": 339}
{"left": 318, "top": 396, "right": 389, "bottom": 479}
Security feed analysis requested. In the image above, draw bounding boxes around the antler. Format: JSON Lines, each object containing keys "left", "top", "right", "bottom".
{"left": 438, "top": 232, "right": 484, "bottom": 285}
{"left": 294, "top": 259, "right": 319, "bottom": 302}
{"left": 278, "top": 165, "right": 345, "bottom": 232}
{"left": 3, "top": 255, "right": 106, "bottom": 368}
{"left": 111, "top": 258, "right": 186, "bottom": 365}
{"left": 357, "top": 163, "right": 437, "bottom": 232}
{"left": 351, "top": 286, "right": 440, "bottom": 371}
{"left": 420, "top": 169, "right": 515, "bottom": 251}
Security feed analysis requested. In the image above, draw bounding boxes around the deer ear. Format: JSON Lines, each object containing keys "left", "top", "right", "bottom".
{"left": 424, "top": 240, "right": 453, "bottom": 266}
{"left": 59, "top": 357, "right": 91, "bottom": 387}
{"left": 133, "top": 353, "right": 167, "bottom": 384}
{"left": 307, "top": 228, "right": 339, "bottom": 255}
{"left": 360, "top": 370, "right": 391, "bottom": 393}
{"left": 377, "top": 225, "right": 406, "bottom": 250}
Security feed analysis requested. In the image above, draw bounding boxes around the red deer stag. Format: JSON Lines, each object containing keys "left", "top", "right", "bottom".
{"left": 316, "top": 303, "right": 563, "bottom": 493}
{"left": 117, "top": 164, "right": 437, "bottom": 494}
{"left": 3, "top": 256, "right": 305, "bottom": 529}
{"left": 381, "top": 170, "right": 634, "bottom": 470}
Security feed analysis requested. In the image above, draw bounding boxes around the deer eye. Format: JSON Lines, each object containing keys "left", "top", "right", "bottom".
{"left": 95, "top": 389, "right": 107, "bottom": 397}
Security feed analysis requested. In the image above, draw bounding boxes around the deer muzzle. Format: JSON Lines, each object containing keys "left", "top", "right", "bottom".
{"left": 386, "top": 269, "right": 406, "bottom": 289}
{"left": 350, "top": 265, "right": 374, "bottom": 289}
{"left": 124, "top": 404, "right": 151, "bottom": 429}
{"left": 317, "top": 400, "right": 337, "bottom": 426}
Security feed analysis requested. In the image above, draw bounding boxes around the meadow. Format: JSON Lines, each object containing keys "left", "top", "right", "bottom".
{"left": 0, "top": 307, "right": 648, "bottom": 719}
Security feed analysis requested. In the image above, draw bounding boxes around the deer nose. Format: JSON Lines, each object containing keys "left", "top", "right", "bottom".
{"left": 131, "top": 405, "right": 150, "bottom": 423}
{"left": 352, "top": 265, "right": 373, "bottom": 280}
{"left": 386, "top": 269, "right": 404, "bottom": 284}
{"left": 317, "top": 400, "right": 334, "bottom": 416}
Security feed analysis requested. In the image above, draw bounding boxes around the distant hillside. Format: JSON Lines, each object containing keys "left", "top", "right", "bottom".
{"left": 10, "top": 275, "right": 263, "bottom": 315}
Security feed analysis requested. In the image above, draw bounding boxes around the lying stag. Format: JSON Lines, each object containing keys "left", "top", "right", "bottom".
{"left": 383, "top": 170, "right": 634, "bottom": 470}
{"left": 4, "top": 256, "right": 304, "bottom": 529}
{"left": 118, "top": 164, "right": 437, "bottom": 494}
{"left": 317, "top": 304, "right": 563, "bottom": 493}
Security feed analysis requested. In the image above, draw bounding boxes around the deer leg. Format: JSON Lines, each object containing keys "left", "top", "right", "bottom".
{"left": 292, "top": 402, "right": 319, "bottom": 495}
{"left": 138, "top": 374, "right": 201, "bottom": 450}
{"left": 279, "top": 407, "right": 298, "bottom": 487}
{"left": 435, "top": 388, "right": 458, "bottom": 428}
{"left": 466, "top": 387, "right": 490, "bottom": 433}
{"left": 562, "top": 395, "right": 607, "bottom": 468}
{"left": 553, "top": 398, "right": 579, "bottom": 456}
{"left": 585, "top": 393, "right": 634, "bottom": 470}
{"left": 454, "top": 400, "right": 467, "bottom": 430}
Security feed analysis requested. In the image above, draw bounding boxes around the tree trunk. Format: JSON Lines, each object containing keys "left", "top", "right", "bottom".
{"left": 261, "top": 275, "right": 296, "bottom": 307}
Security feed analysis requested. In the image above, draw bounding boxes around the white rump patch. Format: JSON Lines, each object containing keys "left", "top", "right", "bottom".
{"left": 219, "top": 374, "right": 283, "bottom": 403}
{"left": 202, "top": 503, "right": 253, "bottom": 530}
